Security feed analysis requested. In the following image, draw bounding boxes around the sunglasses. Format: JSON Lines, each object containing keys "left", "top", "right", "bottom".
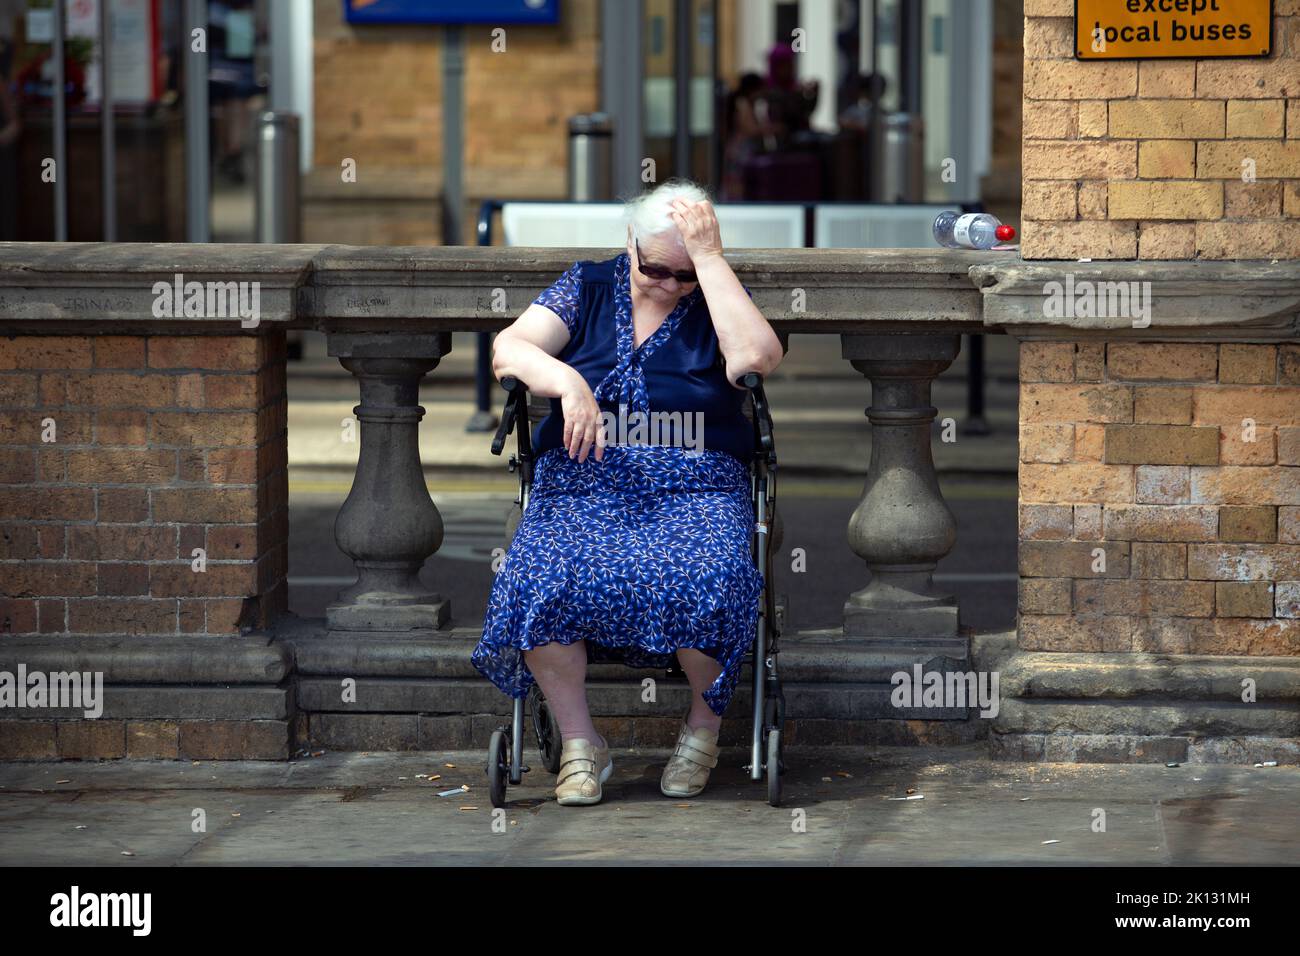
{"left": 634, "top": 240, "right": 697, "bottom": 283}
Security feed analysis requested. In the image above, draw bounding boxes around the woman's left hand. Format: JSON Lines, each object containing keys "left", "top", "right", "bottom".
{"left": 669, "top": 198, "right": 724, "bottom": 264}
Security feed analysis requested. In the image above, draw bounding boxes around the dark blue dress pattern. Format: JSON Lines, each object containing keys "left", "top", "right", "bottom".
{"left": 471, "top": 254, "right": 764, "bottom": 716}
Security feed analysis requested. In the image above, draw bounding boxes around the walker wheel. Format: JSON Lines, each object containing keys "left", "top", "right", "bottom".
{"left": 529, "top": 684, "right": 562, "bottom": 774}
{"left": 487, "top": 728, "right": 510, "bottom": 808}
{"left": 766, "top": 728, "right": 783, "bottom": 807}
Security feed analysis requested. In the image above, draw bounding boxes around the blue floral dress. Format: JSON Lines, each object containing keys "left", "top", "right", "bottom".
{"left": 471, "top": 253, "right": 764, "bottom": 716}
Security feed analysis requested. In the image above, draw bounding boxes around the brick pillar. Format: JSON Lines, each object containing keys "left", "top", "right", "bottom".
{"left": 0, "top": 333, "right": 287, "bottom": 638}
{"left": 1004, "top": 0, "right": 1300, "bottom": 764}
{"left": 1018, "top": 339, "right": 1300, "bottom": 654}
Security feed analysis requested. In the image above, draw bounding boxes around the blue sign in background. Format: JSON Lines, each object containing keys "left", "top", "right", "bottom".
{"left": 343, "top": 0, "right": 560, "bottom": 25}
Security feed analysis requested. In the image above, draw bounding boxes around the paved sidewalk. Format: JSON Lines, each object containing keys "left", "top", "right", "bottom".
{"left": 3, "top": 746, "right": 1296, "bottom": 865}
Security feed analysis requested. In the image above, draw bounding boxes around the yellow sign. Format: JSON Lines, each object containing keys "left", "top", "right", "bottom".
{"left": 1076, "top": 0, "right": 1272, "bottom": 59}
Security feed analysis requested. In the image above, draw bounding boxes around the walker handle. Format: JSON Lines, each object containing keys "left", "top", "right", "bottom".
{"left": 737, "top": 373, "right": 775, "bottom": 458}
{"left": 491, "top": 376, "right": 528, "bottom": 456}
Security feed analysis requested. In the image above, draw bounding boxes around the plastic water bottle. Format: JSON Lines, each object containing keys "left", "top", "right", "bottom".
{"left": 933, "top": 211, "right": 1015, "bottom": 250}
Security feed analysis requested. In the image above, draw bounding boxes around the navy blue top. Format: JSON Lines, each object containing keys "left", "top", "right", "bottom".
{"left": 529, "top": 253, "right": 755, "bottom": 465}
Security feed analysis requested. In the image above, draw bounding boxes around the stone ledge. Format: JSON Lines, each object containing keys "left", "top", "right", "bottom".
{"left": 0, "top": 635, "right": 292, "bottom": 684}
{"left": 0, "top": 244, "right": 997, "bottom": 334}
{"left": 297, "top": 712, "right": 987, "bottom": 752}
{"left": 3, "top": 245, "right": 1299, "bottom": 341}
{"left": 281, "top": 620, "right": 972, "bottom": 686}
{"left": 295, "top": 676, "right": 971, "bottom": 722}
{"left": 0, "top": 686, "right": 288, "bottom": 721}
{"left": 973, "top": 258, "right": 1300, "bottom": 339}
{"left": 306, "top": 246, "right": 996, "bottom": 334}
{"left": 999, "top": 650, "right": 1300, "bottom": 700}
{"left": 0, "top": 718, "right": 292, "bottom": 760}
{"left": 0, "top": 241, "right": 324, "bottom": 334}
{"left": 994, "top": 699, "right": 1299, "bottom": 737}
{"left": 991, "top": 732, "right": 1300, "bottom": 765}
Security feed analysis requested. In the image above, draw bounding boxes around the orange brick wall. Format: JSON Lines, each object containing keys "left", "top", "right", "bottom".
{"left": 1022, "top": 0, "right": 1300, "bottom": 259}
{"left": 1018, "top": 339, "right": 1300, "bottom": 652}
{"left": 309, "top": 0, "right": 600, "bottom": 244}
{"left": 0, "top": 335, "right": 288, "bottom": 637}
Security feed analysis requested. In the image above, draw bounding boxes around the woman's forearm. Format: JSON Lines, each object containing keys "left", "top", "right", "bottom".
{"left": 491, "top": 331, "right": 581, "bottom": 400}
{"left": 692, "top": 254, "right": 784, "bottom": 376}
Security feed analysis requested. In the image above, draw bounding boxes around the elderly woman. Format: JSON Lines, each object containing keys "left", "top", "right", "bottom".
{"left": 471, "top": 180, "right": 784, "bottom": 806}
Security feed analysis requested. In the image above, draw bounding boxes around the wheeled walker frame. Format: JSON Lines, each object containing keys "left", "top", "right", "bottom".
{"left": 484, "top": 371, "right": 785, "bottom": 806}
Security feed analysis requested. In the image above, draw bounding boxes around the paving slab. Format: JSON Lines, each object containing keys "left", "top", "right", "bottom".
{"left": 1, "top": 746, "right": 1297, "bottom": 866}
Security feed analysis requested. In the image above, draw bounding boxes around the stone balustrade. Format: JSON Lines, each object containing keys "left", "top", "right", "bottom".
{"left": 2, "top": 242, "right": 1298, "bottom": 761}
{"left": 0, "top": 244, "right": 1000, "bottom": 649}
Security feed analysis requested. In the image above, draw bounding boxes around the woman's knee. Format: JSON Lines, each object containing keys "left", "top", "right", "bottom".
{"left": 524, "top": 639, "right": 587, "bottom": 674}
{"left": 675, "top": 647, "right": 722, "bottom": 671}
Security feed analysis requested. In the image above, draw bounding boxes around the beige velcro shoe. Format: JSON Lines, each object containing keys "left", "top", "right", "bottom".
{"left": 555, "top": 736, "right": 612, "bottom": 806}
{"left": 660, "top": 722, "right": 720, "bottom": 798}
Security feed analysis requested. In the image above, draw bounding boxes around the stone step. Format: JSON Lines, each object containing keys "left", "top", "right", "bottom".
{"left": 295, "top": 676, "right": 971, "bottom": 721}
{"left": 281, "top": 621, "right": 973, "bottom": 687}
{"left": 0, "top": 636, "right": 291, "bottom": 685}
{"left": 999, "top": 651, "right": 1300, "bottom": 701}
{"left": 0, "top": 718, "right": 293, "bottom": 761}
{"left": 993, "top": 698, "right": 1300, "bottom": 738}
{"left": 298, "top": 711, "right": 988, "bottom": 752}
{"left": 0, "top": 686, "right": 290, "bottom": 721}
{"left": 992, "top": 649, "right": 1300, "bottom": 759}
{"left": 991, "top": 732, "right": 1300, "bottom": 766}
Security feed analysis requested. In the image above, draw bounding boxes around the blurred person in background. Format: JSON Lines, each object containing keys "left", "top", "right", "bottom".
{"left": 838, "top": 71, "right": 886, "bottom": 133}
{"left": 754, "top": 42, "right": 817, "bottom": 151}
{"left": 719, "top": 71, "right": 763, "bottom": 201}
{"left": 208, "top": 0, "right": 261, "bottom": 183}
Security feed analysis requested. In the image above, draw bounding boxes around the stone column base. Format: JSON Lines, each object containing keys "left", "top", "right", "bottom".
{"left": 843, "top": 601, "right": 961, "bottom": 641}
{"left": 326, "top": 599, "right": 450, "bottom": 631}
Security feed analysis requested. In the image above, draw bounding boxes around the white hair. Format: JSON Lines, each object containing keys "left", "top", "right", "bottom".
{"left": 623, "top": 179, "right": 710, "bottom": 244}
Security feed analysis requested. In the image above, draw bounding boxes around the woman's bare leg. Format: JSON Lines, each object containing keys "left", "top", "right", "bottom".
{"left": 675, "top": 648, "right": 724, "bottom": 734}
{"left": 523, "top": 640, "right": 604, "bottom": 747}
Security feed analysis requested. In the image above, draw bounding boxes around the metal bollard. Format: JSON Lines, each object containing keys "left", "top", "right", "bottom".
{"left": 567, "top": 112, "right": 613, "bottom": 201}
{"left": 255, "top": 111, "right": 301, "bottom": 243}
{"left": 872, "top": 112, "right": 925, "bottom": 204}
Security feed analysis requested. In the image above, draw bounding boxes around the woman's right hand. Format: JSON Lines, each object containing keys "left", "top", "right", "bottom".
{"left": 559, "top": 369, "right": 606, "bottom": 463}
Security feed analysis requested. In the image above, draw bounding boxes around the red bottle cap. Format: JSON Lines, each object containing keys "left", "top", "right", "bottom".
{"left": 995, "top": 224, "right": 1016, "bottom": 242}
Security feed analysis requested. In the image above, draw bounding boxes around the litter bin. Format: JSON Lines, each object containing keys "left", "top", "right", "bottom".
{"left": 871, "top": 112, "right": 925, "bottom": 204}
{"left": 567, "top": 112, "right": 613, "bottom": 201}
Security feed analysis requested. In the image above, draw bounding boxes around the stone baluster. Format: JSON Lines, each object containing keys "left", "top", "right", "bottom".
{"left": 841, "top": 334, "right": 961, "bottom": 644}
{"left": 326, "top": 334, "right": 451, "bottom": 631}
